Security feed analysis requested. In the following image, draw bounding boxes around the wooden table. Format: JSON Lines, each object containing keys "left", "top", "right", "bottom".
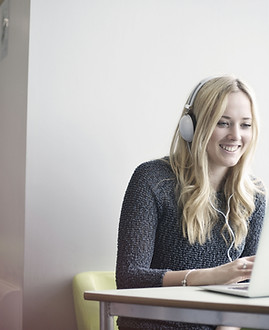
{"left": 84, "top": 286, "right": 269, "bottom": 329}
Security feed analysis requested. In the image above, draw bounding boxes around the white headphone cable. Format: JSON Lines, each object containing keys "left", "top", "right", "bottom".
{"left": 210, "top": 194, "right": 235, "bottom": 262}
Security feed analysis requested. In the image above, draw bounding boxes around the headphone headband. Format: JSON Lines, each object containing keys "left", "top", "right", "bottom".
{"left": 184, "top": 76, "right": 216, "bottom": 111}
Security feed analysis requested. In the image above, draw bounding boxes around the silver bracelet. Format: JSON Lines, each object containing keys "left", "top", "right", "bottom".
{"left": 181, "top": 269, "right": 196, "bottom": 286}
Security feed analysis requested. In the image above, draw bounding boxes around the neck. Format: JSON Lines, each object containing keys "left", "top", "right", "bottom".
{"left": 209, "top": 167, "right": 228, "bottom": 191}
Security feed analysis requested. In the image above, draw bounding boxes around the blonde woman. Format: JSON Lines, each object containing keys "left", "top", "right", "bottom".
{"left": 116, "top": 76, "right": 266, "bottom": 330}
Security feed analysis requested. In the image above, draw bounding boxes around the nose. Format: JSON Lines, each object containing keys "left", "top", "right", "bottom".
{"left": 228, "top": 124, "right": 241, "bottom": 141}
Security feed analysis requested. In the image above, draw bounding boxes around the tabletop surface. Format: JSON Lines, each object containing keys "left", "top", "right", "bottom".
{"left": 84, "top": 286, "right": 269, "bottom": 314}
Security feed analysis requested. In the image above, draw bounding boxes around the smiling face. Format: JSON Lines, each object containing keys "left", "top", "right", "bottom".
{"left": 206, "top": 91, "right": 253, "bottom": 179}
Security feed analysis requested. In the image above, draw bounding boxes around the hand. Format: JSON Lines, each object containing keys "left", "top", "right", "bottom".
{"left": 206, "top": 255, "right": 255, "bottom": 285}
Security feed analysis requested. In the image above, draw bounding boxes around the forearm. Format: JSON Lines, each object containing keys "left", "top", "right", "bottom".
{"left": 163, "top": 268, "right": 213, "bottom": 287}
{"left": 163, "top": 255, "right": 255, "bottom": 287}
{"left": 216, "top": 327, "right": 240, "bottom": 330}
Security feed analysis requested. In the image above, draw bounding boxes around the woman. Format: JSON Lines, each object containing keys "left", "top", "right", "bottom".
{"left": 116, "top": 76, "right": 266, "bottom": 329}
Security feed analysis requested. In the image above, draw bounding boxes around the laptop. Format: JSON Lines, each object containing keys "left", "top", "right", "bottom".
{"left": 202, "top": 207, "right": 269, "bottom": 297}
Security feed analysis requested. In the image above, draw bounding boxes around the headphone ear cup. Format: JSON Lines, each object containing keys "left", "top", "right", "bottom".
{"left": 179, "top": 114, "right": 195, "bottom": 142}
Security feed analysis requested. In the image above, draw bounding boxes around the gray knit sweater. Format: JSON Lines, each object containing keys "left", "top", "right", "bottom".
{"left": 116, "top": 158, "right": 266, "bottom": 329}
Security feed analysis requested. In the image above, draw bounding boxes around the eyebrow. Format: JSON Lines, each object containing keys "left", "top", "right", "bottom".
{"left": 221, "top": 115, "right": 252, "bottom": 120}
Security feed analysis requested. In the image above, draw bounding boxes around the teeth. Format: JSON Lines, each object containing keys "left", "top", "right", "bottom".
{"left": 220, "top": 145, "right": 239, "bottom": 152}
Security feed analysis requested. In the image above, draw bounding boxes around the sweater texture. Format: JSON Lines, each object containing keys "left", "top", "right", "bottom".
{"left": 116, "top": 158, "right": 266, "bottom": 329}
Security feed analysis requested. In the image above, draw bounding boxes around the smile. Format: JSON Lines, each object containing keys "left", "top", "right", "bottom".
{"left": 220, "top": 144, "right": 240, "bottom": 152}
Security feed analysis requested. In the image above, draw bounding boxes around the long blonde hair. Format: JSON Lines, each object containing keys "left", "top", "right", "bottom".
{"left": 170, "top": 76, "right": 262, "bottom": 247}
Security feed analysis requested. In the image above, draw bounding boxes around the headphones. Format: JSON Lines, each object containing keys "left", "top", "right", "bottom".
{"left": 179, "top": 77, "right": 216, "bottom": 142}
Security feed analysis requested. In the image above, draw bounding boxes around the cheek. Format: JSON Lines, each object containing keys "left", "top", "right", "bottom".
{"left": 207, "top": 131, "right": 219, "bottom": 149}
{"left": 206, "top": 139, "right": 217, "bottom": 156}
{"left": 243, "top": 131, "right": 253, "bottom": 146}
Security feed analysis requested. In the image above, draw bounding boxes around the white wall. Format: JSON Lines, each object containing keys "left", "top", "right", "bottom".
{"left": 25, "top": 1, "right": 269, "bottom": 329}
{"left": 0, "top": 0, "right": 268, "bottom": 329}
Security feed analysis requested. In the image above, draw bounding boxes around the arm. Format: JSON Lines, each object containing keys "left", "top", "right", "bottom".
{"left": 240, "top": 192, "right": 266, "bottom": 257}
{"left": 116, "top": 162, "right": 170, "bottom": 289}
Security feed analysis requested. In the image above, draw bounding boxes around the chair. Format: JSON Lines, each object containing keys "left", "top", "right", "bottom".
{"left": 72, "top": 271, "right": 118, "bottom": 330}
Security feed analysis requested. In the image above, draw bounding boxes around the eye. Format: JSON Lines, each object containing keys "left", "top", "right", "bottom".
{"left": 241, "top": 123, "right": 252, "bottom": 129}
{"left": 217, "top": 121, "right": 229, "bottom": 128}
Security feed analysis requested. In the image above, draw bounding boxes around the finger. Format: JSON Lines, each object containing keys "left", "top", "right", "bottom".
{"left": 242, "top": 261, "right": 248, "bottom": 270}
{"left": 240, "top": 260, "right": 254, "bottom": 271}
{"left": 245, "top": 255, "right": 255, "bottom": 262}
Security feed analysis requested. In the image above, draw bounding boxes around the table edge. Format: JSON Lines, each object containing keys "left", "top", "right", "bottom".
{"left": 84, "top": 290, "right": 269, "bottom": 314}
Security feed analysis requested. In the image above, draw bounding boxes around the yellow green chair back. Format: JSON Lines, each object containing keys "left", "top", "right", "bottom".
{"left": 72, "top": 271, "right": 118, "bottom": 330}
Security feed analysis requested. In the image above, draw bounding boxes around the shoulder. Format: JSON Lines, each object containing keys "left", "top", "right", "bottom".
{"left": 251, "top": 175, "right": 266, "bottom": 193}
{"left": 133, "top": 157, "right": 175, "bottom": 182}
{"left": 126, "top": 157, "right": 176, "bottom": 194}
{"left": 135, "top": 157, "right": 172, "bottom": 172}
{"left": 250, "top": 176, "right": 267, "bottom": 206}
{"left": 248, "top": 176, "right": 267, "bottom": 224}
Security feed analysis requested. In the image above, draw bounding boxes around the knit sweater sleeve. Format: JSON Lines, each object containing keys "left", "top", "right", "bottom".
{"left": 240, "top": 191, "right": 267, "bottom": 257}
{"left": 116, "top": 161, "right": 171, "bottom": 289}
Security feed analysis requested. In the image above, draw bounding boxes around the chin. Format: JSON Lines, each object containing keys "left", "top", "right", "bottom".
{"left": 224, "top": 160, "right": 240, "bottom": 168}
